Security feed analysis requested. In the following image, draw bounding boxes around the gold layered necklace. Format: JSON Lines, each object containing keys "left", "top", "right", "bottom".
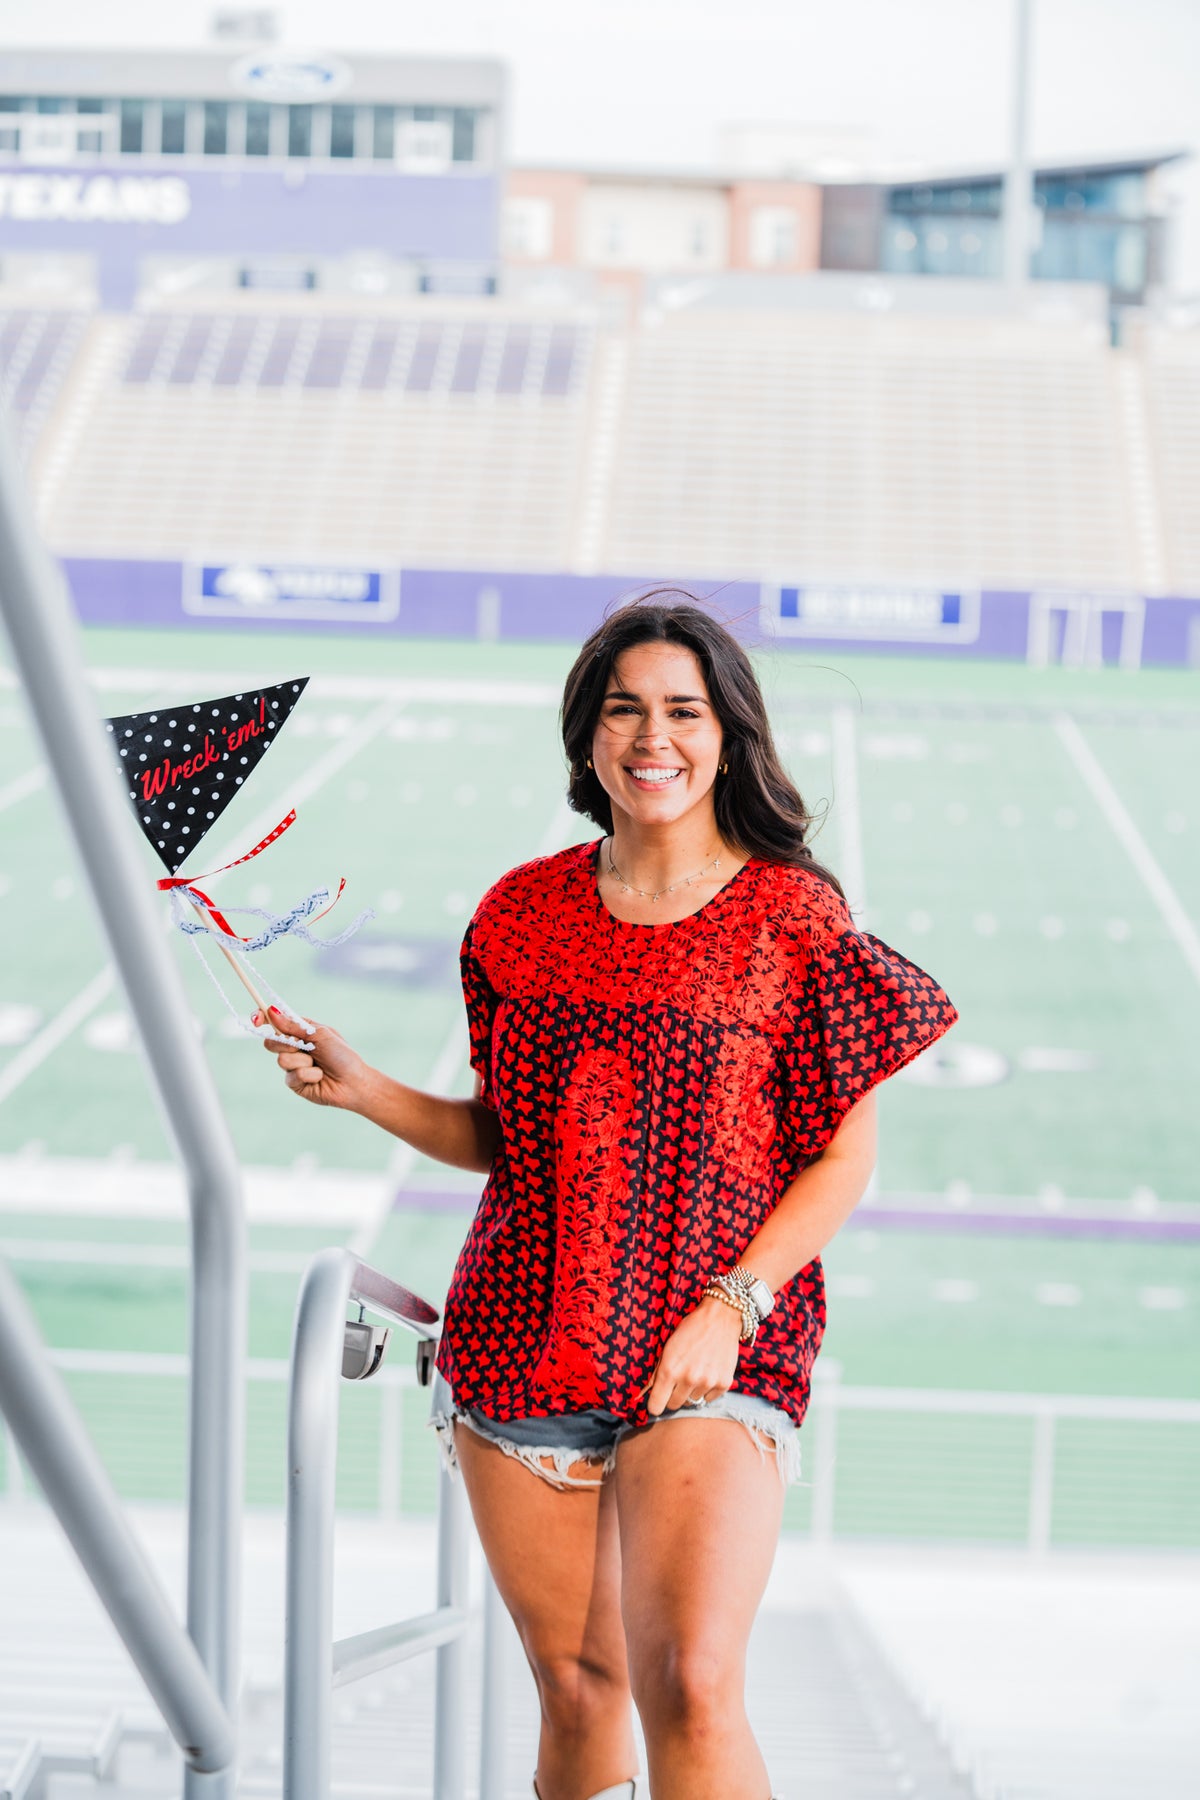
{"left": 604, "top": 837, "right": 723, "bottom": 903}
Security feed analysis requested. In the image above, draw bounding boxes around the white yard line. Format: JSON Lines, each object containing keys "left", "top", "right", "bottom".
{"left": 1055, "top": 712, "right": 1200, "bottom": 990}
{"left": 0, "top": 666, "right": 561, "bottom": 708}
{"left": 0, "top": 765, "right": 47, "bottom": 813}
{"left": 348, "top": 796, "right": 580, "bottom": 1261}
{"left": 0, "top": 968, "right": 115, "bottom": 1107}
{"left": 0, "top": 1238, "right": 312, "bottom": 1273}
{"left": 831, "top": 703, "right": 868, "bottom": 924}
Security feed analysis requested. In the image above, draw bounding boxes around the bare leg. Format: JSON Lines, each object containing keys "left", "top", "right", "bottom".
{"left": 454, "top": 1425, "right": 639, "bottom": 1800}
{"left": 616, "top": 1418, "right": 785, "bottom": 1800}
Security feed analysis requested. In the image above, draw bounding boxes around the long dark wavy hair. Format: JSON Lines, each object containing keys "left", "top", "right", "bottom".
{"left": 561, "top": 590, "right": 845, "bottom": 899}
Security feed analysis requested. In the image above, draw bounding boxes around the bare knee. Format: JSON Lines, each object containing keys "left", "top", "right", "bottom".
{"left": 524, "top": 1645, "right": 630, "bottom": 1739}
{"left": 629, "top": 1638, "right": 743, "bottom": 1733}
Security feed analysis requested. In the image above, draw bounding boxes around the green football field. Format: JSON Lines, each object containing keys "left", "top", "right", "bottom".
{"left": 1, "top": 623, "right": 1197, "bottom": 1546}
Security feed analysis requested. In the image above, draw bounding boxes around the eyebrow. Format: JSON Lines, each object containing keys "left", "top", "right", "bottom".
{"left": 603, "top": 688, "right": 710, "bottom": 704}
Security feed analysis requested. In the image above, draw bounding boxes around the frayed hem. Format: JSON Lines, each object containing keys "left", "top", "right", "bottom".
{"left": 637, "top": 1400, "right": 803, "bottom": 1487}
{"left": 428, "top": 1408, "right": 615, "bottom": 1491}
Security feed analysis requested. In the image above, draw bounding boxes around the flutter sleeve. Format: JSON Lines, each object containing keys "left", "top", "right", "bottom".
{"left": 459, "top": 919, "right": 500, "bottom": 1111}
{"left": 781, "top": 882, "right": 958, "bottom": 1161}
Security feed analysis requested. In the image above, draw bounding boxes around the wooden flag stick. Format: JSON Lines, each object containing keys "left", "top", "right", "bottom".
{"left": 186, "top": 898, "right": 271, "bottom": 1021}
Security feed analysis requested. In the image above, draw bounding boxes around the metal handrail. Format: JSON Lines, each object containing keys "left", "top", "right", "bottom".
{"left": 0, "top": 1259, "right": 233, "bottom": 1772}
{"left": 0, "top": 418, "right": 245, "bottom": 1797}
{"left": 283, "top": 1248, "right": 507, "bottom": 1800}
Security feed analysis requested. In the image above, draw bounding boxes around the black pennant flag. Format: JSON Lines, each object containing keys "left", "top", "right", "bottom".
{"left": 105, "top": 678, "right": 309, "bottom": 874}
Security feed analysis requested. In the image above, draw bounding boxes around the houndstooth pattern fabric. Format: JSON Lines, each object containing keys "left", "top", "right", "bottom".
{"left": 436, "top": 842, "right": 958, "bottom": 1429}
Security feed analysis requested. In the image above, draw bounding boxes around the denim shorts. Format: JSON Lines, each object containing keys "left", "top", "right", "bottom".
{"left": 430, "top": 1389, "right": 801, "bottom": 1492}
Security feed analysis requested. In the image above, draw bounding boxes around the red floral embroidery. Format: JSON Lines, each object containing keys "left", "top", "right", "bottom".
{"left": 436, "top": 842, "right": 958, "bottom": 1428}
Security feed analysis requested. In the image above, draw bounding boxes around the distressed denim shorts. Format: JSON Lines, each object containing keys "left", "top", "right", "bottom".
{"left": 431, "top": 1389, "right": 801, "bottom": 1492}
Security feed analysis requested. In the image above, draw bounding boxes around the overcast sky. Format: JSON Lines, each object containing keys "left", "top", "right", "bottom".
{"left": 4, "top": 0, "right": 1200, "bottom": 288}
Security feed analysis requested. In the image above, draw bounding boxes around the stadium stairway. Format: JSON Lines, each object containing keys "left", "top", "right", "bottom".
{"left": 0, "top": 1506, "right": 984, "bottom": 1800}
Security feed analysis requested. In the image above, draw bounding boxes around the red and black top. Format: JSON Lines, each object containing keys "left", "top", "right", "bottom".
{"left": 436, "top": 842, "right": 958, "bottom": 1429}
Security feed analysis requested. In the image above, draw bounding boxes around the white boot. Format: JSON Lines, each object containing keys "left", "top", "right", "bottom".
{"left": 532, "top": 1781, "right": 636, "bottom": 1799}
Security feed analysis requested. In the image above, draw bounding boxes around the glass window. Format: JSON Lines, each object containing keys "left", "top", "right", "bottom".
{"left": 204, "top": 101, "right": 228, "bottom": 155}
{"left": 372, "top": 105, "right": 394, "bottom": 160}
{"left": 120, "top": 99, "right": 144, "bottom": 154}
{"left": 76, "top": 97, "right": 104, "bottom": 114}
{"left": 329, "top": 104, "right": 356, "bottom": 158}
{"left": 413, "top": 105, "right": 437, "bottom": 123}
{"left": 1035, "top": 170, "right": 1146, "bottom": 219}
{"left": 77, "top": 129, "right": 104, "bottom": 154}
{"left": 452, "top": 107, "right": 475, "bottom": 163}
{"left": 0, "top": 97, "right": 30, "bottom": 113}
{"left": 0, "top": 128, "right": 18, "bottom": 152}
{"left": 288, "top": 105, "right": 312, "bottom": 157}
{"left": 244, "top": 101, "right": 271, "bottom": 156}
{"left": 160, "top": 99, "right": 186, "bottom": 154}
{"left": 36, "top": 97, "right": 64, "bottom": 114}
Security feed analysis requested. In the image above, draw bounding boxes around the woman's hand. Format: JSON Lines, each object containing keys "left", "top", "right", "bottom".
{"left": 258, "top": 1007, "right": 375, "bottom": 1113}
{"left": 640, "top": 1294, "right": 743, "bottom": 1417}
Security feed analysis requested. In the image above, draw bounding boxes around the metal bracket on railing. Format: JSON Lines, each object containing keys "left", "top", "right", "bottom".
{"left": 283, "top": 1246, "right": 507, "bottom": 1800}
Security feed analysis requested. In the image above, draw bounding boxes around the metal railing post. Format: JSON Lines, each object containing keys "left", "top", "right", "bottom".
{"left": 0, "top": 417, "right": 246, "bottom": 1799}
{"left": 810, "top": 1360, "right": 841, "bottom": 1545}
{"left": 479, "top": 1567, "right": 511, "bottom": 1800}
{"left": 0, "top": 1260, "right": 234, "bottom": 1772}
{"left": 432, "top": 1370, "right": 469, "bottom": 1800}
{"left": 1028, "top": 1407, "right": 1057, "bottom": 1554}
{"left": 283, "top": 1247, "right": 356, "bottom": 1800}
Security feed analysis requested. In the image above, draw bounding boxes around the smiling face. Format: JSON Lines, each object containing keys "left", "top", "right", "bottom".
{"left": 590, "top": 641, "right": 725, "bottom": 831}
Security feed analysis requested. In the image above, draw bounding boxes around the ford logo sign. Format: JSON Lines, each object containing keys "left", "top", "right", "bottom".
{"left": 231, "top": 52, "right": 352, "bottom": 101}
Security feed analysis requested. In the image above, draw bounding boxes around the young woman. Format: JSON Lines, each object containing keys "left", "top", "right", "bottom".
{"left": 262, "top": 595, "right": 958, "bottom": 1800}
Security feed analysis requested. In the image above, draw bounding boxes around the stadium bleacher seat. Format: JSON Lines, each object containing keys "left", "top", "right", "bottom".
{"left": 35, "top": 301, "right": 596, "bottom": 571}
{"left": 1139, "top": 322, "right": 1200, "bottom": 594}
{"left": 600, "top": 309, "right": 1138, "bottom": 587}
{"left": 0, "top": 309, "right": 92, "bottom": 459}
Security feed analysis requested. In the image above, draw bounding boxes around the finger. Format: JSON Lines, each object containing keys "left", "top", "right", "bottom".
{"left": 275, "top": 1051, "right": 314, "bottom": 1072}
{"left": 264, "top": 1006, "right": 316, "bottom": 1040}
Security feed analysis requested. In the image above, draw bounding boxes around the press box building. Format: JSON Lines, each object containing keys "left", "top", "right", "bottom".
{"left": 0, "top": 47, "right": 506, "bottom": 305}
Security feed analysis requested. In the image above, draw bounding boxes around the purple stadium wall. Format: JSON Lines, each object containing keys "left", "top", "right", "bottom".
{"left": 59, "top": 555, "right": 1200, "bottom": 666}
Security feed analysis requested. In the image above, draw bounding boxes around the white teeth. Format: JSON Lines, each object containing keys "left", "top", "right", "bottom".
{"left": 628, "top": 769, "right": 681, "bottom": 784}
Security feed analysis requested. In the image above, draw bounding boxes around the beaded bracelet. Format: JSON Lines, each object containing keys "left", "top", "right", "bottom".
{"left": 703, "top": 1276, "right": 759, "bottom": 1345}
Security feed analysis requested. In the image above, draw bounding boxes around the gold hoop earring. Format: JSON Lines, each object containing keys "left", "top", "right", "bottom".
{"left": 586, "top": 758, "right": 593, "bottom": 770}
{"left": 720, "top": 761, "right": 729, "bottom": 775}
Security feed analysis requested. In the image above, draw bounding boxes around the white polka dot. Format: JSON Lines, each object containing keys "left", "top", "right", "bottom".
{"left": 1000, "top": 804, "right": 1023, "bottom": 827}
{"left": 1039, "top": 915, "right": 1065, "bottom": 939}
{"left": 946, "top": 802, "right": 969, "bottom": 825}
{"left": 907, "top": 909, "right": 932, "bottom": 933}
{"left": 444, "top": 891, "right": 468, "bottom": 916}
{"left": 51, "top": 876, "right": 73, "bottom": 901}
{"left": 1165, "top": 811, "right": 1186, "bottom": 834}
{"left": 973, "top": 912, "right": 997, "bottom": 936}
{"left": 454, "top": 784, "right": 477, "bottom": 806}
{"left": 379, "top": 889, "right": 403, "bottom": 912}
{"left": 1054, "top": 807, "right": 1077, "bottom": 829}
{"left": 891, "top": 800, "right": 913, "bottom": 823}
{"left": 1106, "top": 918, "right": 1131, "bottom": 942}
{"left": 509, "top": 786, "right": 532, "bottom": 808}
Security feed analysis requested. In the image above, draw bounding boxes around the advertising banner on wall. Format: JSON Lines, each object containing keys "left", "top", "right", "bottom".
{"left": 183, "top": 561, "right": 399, "bottom": 624}
{"left": 761, "top": 584, "right": 981, "bottom": 644}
